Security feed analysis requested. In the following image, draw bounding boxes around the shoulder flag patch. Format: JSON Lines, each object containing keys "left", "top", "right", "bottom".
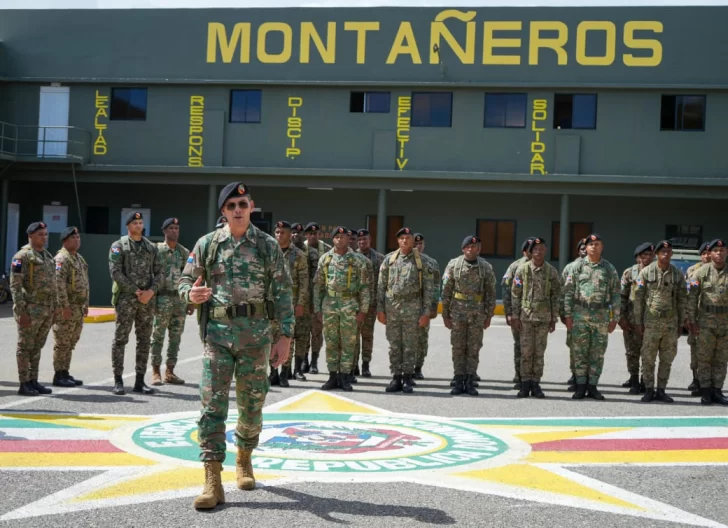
{"left": 514, "top": 277, "right": 523, "bottom": 287}
{"left": 187, "top": 253, "right": 195, "bottom": 264}
{"left": 111, "top": 247, "right": 120, "bottom": 254}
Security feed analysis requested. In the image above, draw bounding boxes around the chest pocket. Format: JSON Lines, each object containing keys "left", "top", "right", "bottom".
{"left": 211, "top": 263, "right": 226, "bottom": 286}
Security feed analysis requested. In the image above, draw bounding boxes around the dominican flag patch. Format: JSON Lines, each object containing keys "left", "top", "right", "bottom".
{"left": 111, "top": 247, "right": 120, "bottom": 254}
{"left": 187, "top": 253, "right": 195, "bottom": 264}
{"left": 514, "top": 277, "right": 522, "bottom": 286}
{"left": 11, "top": 258, "right": 22, "bottom": 272}
{"left": 55, "top": 263, "right": 62, "bottom": 271}
{"left": 636, "top": 278, "right": 645, "bottom": 289}
{"left": 690, "top": 279, "right": 699, "bottom": 288}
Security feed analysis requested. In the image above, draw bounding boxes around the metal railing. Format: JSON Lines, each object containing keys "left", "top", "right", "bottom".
{"left": 0, "top": 121, "right": 91, "bottom": 163}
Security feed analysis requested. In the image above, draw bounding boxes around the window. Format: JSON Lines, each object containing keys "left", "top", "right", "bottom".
{"left": 230, "top": 90, "right": 262, "bottom": 123}
{"left": 553, "top": 94, "right": 597, "bottom": 130}
{"left": 477, "top": 219, "right": 516, "bottom": 258}
{"left": 484, "top": 93, "right": 527, "bottom": 128}
{"left": 412, "top": 92, "right": 452, "bottom": 127}
{"left": 110, "top": 88, "right": 147, "bottom": 121}
{"left": 551, "top": 222, "right": 593, "bottom": 261}
{"left": 666, "top": 224, "right": 703, "bottom": 249}
{"left": 366, "top": 215, "right": 404, "bottom": 253}
{"left": 350, "top": 92, "right": 391, "bottom": 113}
{"left": 660, "top": 95, "right": 706, "bottom": 131}
{"left": 85, "top": 206, "right": 109, "bottom": 234}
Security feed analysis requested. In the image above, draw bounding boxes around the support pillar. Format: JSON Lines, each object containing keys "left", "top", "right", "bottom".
{"left": 558, "top": 194, "right": 570, "bottom": 272}
{"left": 0, "top": 178, "right": 8, "bottom": 271}
{"left": 207, "top": 184, "right": 217, "bottom": 231}
{"left": 376, "top": 189, "right": 387, "bottom": 255}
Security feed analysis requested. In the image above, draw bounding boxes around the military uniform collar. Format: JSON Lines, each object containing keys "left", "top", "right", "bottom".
{"left": 217, "top": 223, "right": 257, "bottom": 244}
{"left": 530, "top": 260, "right": 545, "bottom": 271}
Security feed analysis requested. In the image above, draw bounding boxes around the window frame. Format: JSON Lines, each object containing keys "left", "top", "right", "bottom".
{"left": 550, "top": 221, "right": 594, "bottom": 261}
{"left": 483, "top": 93, "right": 527, "bottom": 129}
{"left": 660, "top": 94, "right": 707, "bottom": 132}
{"left": 665, "top": 224, "right": 703, "bottom": 249}
{"left": 109, "top": 87, "right": 148, "bottom": 121}
{"left": 411, "top": 91, "right": 453, "bottom": 128}
{"left": 366, "top": 214, "right": 405, "bottom": 253}
{"left": 229, "top": 89, "right": 262, "bottom": 124}
{"left": 350, "top": 91, "right": 391, "bottom": 113}
{"left": 476, "top": 218, "right": 517, "bottom": 259}
{"left": 552, "top": 93, "right": 598, "bottom": 130}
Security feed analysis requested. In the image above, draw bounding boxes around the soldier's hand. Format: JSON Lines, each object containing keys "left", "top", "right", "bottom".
{"left": 608, "top": 320, "right": 618, "bottom": 334}
{"left": 418, "top": 315, "right": 429, "bottom": 328}
{"left": 186, "top": 304, "right": 196, "bottom": 315}
{"left": 62, "top": 307, "right": 72, "bottom": 320}
{"left": 316, "top": 312, "right": 323, "bottom": 323}
{"left": 565, "top": 317, "right": 574, "bottom": 331}
{"left": 505, "top": 315, "right": 513, "bottom": 327}
{"left": 294, "top": 305, "right": 304, "bottom": 317}
{"left": 138, "top": 290, "right": 154, "bottom": 304}
{"left": 270, "top": 337, "right": 291, "bottom": 368}
{"left": 18, "top": 313, "right": 31, "bottom": 328}
{"left": 484, "top": 316, "right": 492, "bottom": 330}
{"left": 560, "top": 316, "right": 566, "bottom": 325}
{"left": 443, "top": 317, "right": 452, "bottom": 330}
{"left": 189, "top": 276, "right": 212, "bottom": 304}
{"left": 429, "top": 310, "right": 437, "bottom": 319}
{"left": 549, "top": 321, "right": 556, "bottom": 333}
{"left": 377, "top": 312, "right": 386, "bottom": 325}
{"left": 618, "top": 318, "right": 629, "bottom": 331}
{"left": 356, "top": 311, "right": 366, "bottom": 324}
{"left": 511, "top": 319, "right": 522, "bottom": 331}
{"left": 83, "top": 306, "right": 89, "bottom": 317}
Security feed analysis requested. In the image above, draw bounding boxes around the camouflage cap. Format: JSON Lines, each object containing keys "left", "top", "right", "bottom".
{"left": 60, "top": 226, "right": 79, "bottom": 241}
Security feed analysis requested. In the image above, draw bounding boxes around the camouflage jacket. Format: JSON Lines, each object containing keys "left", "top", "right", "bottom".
{"left": 306, "top": 239, "right": 332, "bottom": 255}
{"left": 313, "top": 248, "right": 370, "bottom": 313}
{"left": 10, "top": 244, "right": 57, "bottom": 312}
{"left": 619, "top": 264, "right": 644, "bottom": 324}
{"left": 156, "top": 241, "right": 190, "bottom": 299}
{"left": 687, "top": 264, "right": 728, "bottom": 325}
{"left": 559, "top": 258, "right": 581, "bottom": 319}
{"left": 562, "top": 257, "right": 621, "bottom": 323}
{"left": 55, "top": 248, "right": 89, "bottom": 309}
{"left": 298, "top": 242, "right": 319, "bottom": 308}
{"left": 441, "top": 256, "right": 496, "bottom": 318}
{"left": 502, "top": 256, "right": 528, "bottom": 316}
{"left": 421, "top": 252, "right": 441, "bottom": 314}
{"left": 109, "top": 236, "right": 163, "bottom": 294}
{"left": 511, "top": 260, "right": 561, "bottom": 323}
{"left": 358, "top": 248, "right": 385, "bottom": 309}
{"left": 633, "top": 262, "right": 687, "bottom": 325}
{"left": 281, "top": 245, "right": 309, "bottom": 308}
{"left": 377, "top": 249, "right": 433, "bottom": 317}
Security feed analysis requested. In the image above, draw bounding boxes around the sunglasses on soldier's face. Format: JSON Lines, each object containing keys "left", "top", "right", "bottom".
{"left": 225, "top": 200, "right": 251, "bottom": 211}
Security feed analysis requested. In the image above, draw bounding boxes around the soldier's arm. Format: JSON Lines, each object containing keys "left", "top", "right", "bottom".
{"left": 686, "top": 269, "right": 700, "bottom": 324}
{"left": 484, "top": 264, "right": 497, "bottom": 317}
{"left": 376, "top": 260, "right": 389, "bottom": 313}
{"left": 357, "top": 260, "right": 370, "bottom": 312}
{"left": 365, "top": 259, "right": 376, "bottom": 306}
{"left": 609, "top": 265, "right": 621, "bottom": 322}
{"left": 55, "top": 254, "right": 70, "bottom": 310}
{"left": 550, "top": 267, "right": 561, "bottom": 322}
{"left": 677, "top": 268, "right": 688, "bottom": 324}
{"left": 9, "top": 253, "right": 27, "bottom": 314}
{"left": 562, "top": 267, "right": 576, "bottom": 318}
{"left": 295, "top": 253, "right": 309, "bottom": 307}
{"left": 313, "top": 255, "right": 326, "bottom": 314}
{"left": 632, "top": 268, "right": 646, "bottom": 323}
{"left": 559, "top": 266, "right": 569, "bottom": 318}
{"left": 149, "top": 245, "right": 164, "bottom": 294}
{"left": 178, "top": 238, "right": 206, "bottom": 303}
{"left": 619, "top": 269, "right": 631, "bottom": 317}
{"left": 441, "top": 261, "right": 454, "bottom": 317}
{"left": 109, "top": 242, "right": 138, "bottom": 291}
{"left": 510, "top": 265, "right": 524, "bottom": 320}
{"left": 421, "top": 262, "right": 434, "bottom": 317}
{"left": 269, "top": 242, "right": 294, "bottom": 337}
{"left": 430, "top": 261, "right": 441, "bottom": 312}
{"left": 501, "top": 269, "right": 513, "bottom": 316}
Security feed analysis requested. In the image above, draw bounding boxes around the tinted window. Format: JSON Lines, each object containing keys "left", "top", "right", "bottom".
{"left": 412, "top": 92, "right": 452, "bottom": 127}
{"left": 484, "top": 93, "right": 527, "bottom": 128}
{"left": 230, "top": 90, "right": 262, "bottom": 123}
{"left": 110, "top": 88, "right": 147, "bottom": 121}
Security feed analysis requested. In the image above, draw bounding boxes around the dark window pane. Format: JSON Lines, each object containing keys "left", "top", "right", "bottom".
{"left": 412, "top": 92, "right": 452, "bottom": 127}
{"left": 478, "top": 220, "right": 496, "bottom": 256}
{"left": 484, "top": 94, "right": 506, "bottom": 128}
{"left": 572, "top": 95, "right": 596, "bottom": 129}
{"left": 681, "top": 95, "right": 705, "bottom": 130}
{"left": 553, "top": 94, "right": 573, "bottom": 129}
{"left": 230, "top": 90, "right": 261, "bottom": 123}
{"left": 660, "top": 95, "right": 677, "bottom": 130}
{"left": 496, "top": 222, "right": 515, "bottom": 257}
{"left": 411, "top": 93, "right": 432, "bottom": 126}
{"left": 366, "top": 92, "right": 390, "bottom": 113}
{"left": 505, "top": 94, "right": 527, "bottom": 128}
{"left": 245, "top": 90, "right": 261, "bottom": 122}
{"left": 350, "top": 92, "right": 365, "bottom": 112}
{"left": 110, "top": 88, "right": 147, "bottom": 120}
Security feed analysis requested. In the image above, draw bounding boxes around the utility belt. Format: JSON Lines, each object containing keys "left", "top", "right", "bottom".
{"left": 327, "top": 289, "right": 357, "bottom": 299}
{"left": 647, "top": 307, "right": 675, "bottom": 317}
{"left": 702, "top": 304, "right": 728, "bottom": 314}
{"left": 387, "top": 292, "right": 421, "bottom": 303}
{"left": 210, "top": 302, "right": 269, "bottom": 320}
{"left": 575, "top": 299, "right": 610, "bottom": 310}
{"left": 454, "top": 292, "right": 483, "bottom": 302}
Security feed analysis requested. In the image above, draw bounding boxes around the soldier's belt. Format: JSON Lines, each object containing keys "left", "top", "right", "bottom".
{"left": 327, "top": 289, "right": 356, "bottom": 299}
{"left": 157, "top": 291, "right": 178, "bottom": 297}
{"left": 647, "top": 307, "right": 675, "bottom": 317}
{"left": 454, "top": 292, "right": 483, "bottom": 302}
{"left": 210, "top": 303, "right": 267, "bottom": 319}
{"left": 387, "top": 292, "right": 421, "bottom": 303}
{"left": 702, "top": 304, "right": 728, "bottom": 314}
{"left": 575, "top": 299, "right": 610, "bottom": 309}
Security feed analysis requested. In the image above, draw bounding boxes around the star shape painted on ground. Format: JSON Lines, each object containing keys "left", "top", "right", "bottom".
{"left": 1, "top": 390, "right": 728, "bottom": 527}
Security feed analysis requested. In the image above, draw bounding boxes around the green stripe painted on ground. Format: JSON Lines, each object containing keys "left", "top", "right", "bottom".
{"left": 0, "top": 418, "right": 71, "bottom": 429}
{"left": 457, "top": 417, "right": 728, "bottom": 428}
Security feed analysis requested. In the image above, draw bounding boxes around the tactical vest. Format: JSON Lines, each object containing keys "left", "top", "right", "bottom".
{"left": 521, "top": 262, "right": 552, "bottom": 310}
{"left": 322, "top": 251, "right": 354, "bottom": 290}
{"left": 645, "top": 264, "right": 681, "bottom": 314}
{"left": 111, "top": 236, "right": 156, "bottom": 305}
{"left": 454, "top": 256, "right": 487, "bottom": 294}
{"left": 58, "top": 249, "right": 87, "bottom": 292}
{"left": 387, "top": 248, "right": 424, "bottom": 297}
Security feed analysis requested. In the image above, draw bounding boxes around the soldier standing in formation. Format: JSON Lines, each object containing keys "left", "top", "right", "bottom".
{"left": 52, "top": 226, "right": 88, "bottom": 388}
{"left": 270, "top": 221, "right": 309, "bottom": 386}
{"left": 413, "top": 233, "right": 440, "bottom": 380}
{"left": 313, "top": 226, "right": 369, "bottom": 392}
{"left": 10, "top": 221, "right": 55, "bottom": 396}
{"left": 355, "top": 228, "right": 384, "bottom": 378}
{"left": 511, "top": 237, "right": 560, "bottom": 398}
{"left": 441, "top": 236, "right": 496, "bottom": 396}
{"left": 686, "top": 241, "right": 711, "bottom": 394}
{"left": 292, "top": 222, "right": 319, "bottom": 374}
{"left": 633, "top": 240, "right": 687, "bottom": 403}
{"left": 108, "top": 211, "right": 163, "bottom": 396}
{"left": 687, "top": 239, "right": 728, "bottom": 405}
{"left": 345, "top": 228, "right": 372, "bottom": 383}
{"left": 150, "top": 218, "right": 192, "bottom": 386}
{"left": 561, "top": 238, "right": 587, "bottom": 391}
{"left": 618, "top": 243, "right": 655, "bottom": 394}
{"left": 503, "top": 238, "right": 534, "bottom": 389}
{"left": 180, "top": 182, "right": 293, "bottom": 510}
{"left": 304, "top": 222, "right": 330, "bottom": 374}
{"left": 563, "top": 234, "right": 620, "bottom": 401}
{"left": 378, "top": 228, "right": 433, "bottom": 393}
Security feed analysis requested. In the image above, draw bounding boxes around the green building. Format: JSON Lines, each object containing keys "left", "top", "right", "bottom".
{"left": 1, "top": 5, "right": 726, "bottom": 305}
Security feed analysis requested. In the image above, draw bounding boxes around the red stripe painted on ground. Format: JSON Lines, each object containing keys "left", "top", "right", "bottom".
{"left": 532, "top": 438, "right": 728, "bottom": 452}
{"left": 0, "top": 440, "right": 122, "bottom": 453}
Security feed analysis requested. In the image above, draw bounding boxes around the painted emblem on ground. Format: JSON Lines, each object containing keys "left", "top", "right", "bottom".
{"left": 1, "top": 391, "right": 728, "bottom": 528}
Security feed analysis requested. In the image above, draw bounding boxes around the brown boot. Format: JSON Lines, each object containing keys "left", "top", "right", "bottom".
{"left": 164, "top": 366, "right": 185, "bottom": 385}
{"left": 192, "top": 461, "right": 225, "bottom": 510}
{"left": 151, "top": 365, "right": 162, "bottom": 386}
{"left": 236, "top": 448, "right": 255, "bottom": 490}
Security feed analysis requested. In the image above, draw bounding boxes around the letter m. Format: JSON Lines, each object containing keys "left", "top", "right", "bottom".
{"left": 206, "top": 22, "right": 251, "bottom": 63}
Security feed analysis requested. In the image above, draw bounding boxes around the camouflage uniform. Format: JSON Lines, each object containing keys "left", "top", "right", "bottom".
{"left": 441, "top": 256, "right": 496, "bottom": 377}
{"left": 563, "top": 258, "right": 620, "bottom": 388}
{"left": 299, "top": 243, "right": 319, "bottom": 370}
{"left": 151, "top": 241, "right": 190, "bottom": 369}
{"left": 503, "top": 256, "right": 528, "bottom": 380}
{"left": 313, "top": 248, "right": 369, "bottom": 374}
{"left": 685, "top": 261, "right": 704, "bottom": 375}
{"left": 560, "top": 258, "right": 582, "bottom": 377}
{"left": 620, "top": 264, "right": 645, "bottom": 378}
{"left": 306, "top": 238, "right": 331, "bottom": 356}
{"left": 355, "top": 248, "right": 385, "bottom": 368}
{"left": 633, "top": 262, "right": 686, "bottom": 391}
{"left": 511, "top": 260, "right": 560, "bottom": 384}
{"left": 279, "top": 244, "right": 309, "bottom": 372}
{"left": 109, "top": 236, "right": 163, "bottom": 376}
{"left": 179, "top": 223, "right": 294, "bottom": 461}
{"left": 378, "top": 249, "right": 433, "bottom": 376}
{"left": 10, "top": 244, "right": 56, "bottom": 384}
{"left": 416, "top": 252, "right": 440, "bottom": 371}
{"left": 53, "top": 247, "right": 89, "bottom": 373}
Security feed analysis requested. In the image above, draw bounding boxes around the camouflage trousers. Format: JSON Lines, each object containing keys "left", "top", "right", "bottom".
{"left": 572, "top": 320, "right": 609, "bottom": 386}
{"left": 198, "top": 341, "right": 270, "bottom": 462}
{"left": 311, "top": 314, "right": 324, "bottom": 355}
{"left": 52, "top": 305, "right": 84, "bottom": 372}
{"left": 695, "top": 322, "right": 728, "bottom": 389}
{"left": 111, "top": 294, "right": 154, "bottom": 376}
{"left": 450, "top": 308, "right": 485, "bottom": 376}
{"left": 15, "top": 303, "right": 53, "bottom": 383}
{"left": 322, "top": 297, "right": 358, "bottom": 373}
{"left": 688, "top": 333, "right": 698, "bottom": 372}
{"left": 511, "top": 326, "right": 521, "bottom": 377}
{"left": 566, "top": 329, "right": 575, "bottom": 372}
{"left": 520, "top": 321, "right": 549, "bottom": 382}
{"left": 385, "top": 299, "right": 420, "bottom": 375}
{"left": 354, "top": 310, "right": 376, "bottom": 366}
{"left": 285, "top": 314, "right": 310, "bottom": 368}
{"left": 623, "top": 325, "right": 643, "bottom": 376}
{"left": 640, "top": 321, "right": 678, "bottom": 389}
{"left": 416, "top": 320, "right": 430, "bottom": 369}
{"left": 150, "top": 296, "right": 187, "bottom": 368}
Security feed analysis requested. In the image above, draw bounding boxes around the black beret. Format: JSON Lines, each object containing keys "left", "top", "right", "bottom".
{"left": 634, "top": 242, "right": 654, "bottom": 257}
{"left": 699, "top": 242, "right": 710, "bottom": 254}
{"left": 462, "top": 235, "right": 481, "bottom": 249}
{"left": 708, "top": 239, "right": 726, "bottom": 251}
{"left": 218, "top": 182, "right": 250, "bottom": 210}
{"left": 357, "top": 228, "right": 369, "bottom": 237}
{"left": 161, "top": 217, "right": 179, "bottom": 230}
{"left": 347, "top": 228, "right": 357, "bottom": 236}
{"left": 275, "top": 220, "right": 291, "bottom": 229}
{"left": 332, "top": 226, "right": 349, "bottom": 236}
{"left": 586, "top": 233, "right": 602, "bottom": 243}
{"left": 528, "top": 237, "right": 546, "bottom": 252}
{"left": 521, "top": 238, "right": 534, "bottom": 252}
{"left": 124, "top": 211, "right": 143, "bottom": 225}
{"left": 304, "top": 222, "right": 320, "bottom": 233}
{"left": 396, "top": 227, "right": 414, "bottom": 238}
{"left": 655, "top": 240, "right": 673, "bottom": 252}
{"left": 291, "top": 223, "right": 303, "bottom": 232}
{"left": 576, "top": 238, "right": 588, "bottom": 250}
{"left": 60, "top": 226, "right": 79, "bottom": 241}
{"left": 26, "top": 221, "right": 47, "bottom": 235}
{"left": 414, "top": 233, "right": 425, "bottom": 242}
{"left": 215, "top": 215, "right": 226, "bottom": 229}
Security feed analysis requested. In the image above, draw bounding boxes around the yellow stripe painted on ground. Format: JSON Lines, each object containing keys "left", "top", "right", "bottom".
{"left": 84, "top": 313, "right": 115, "bottom": 323}
{"left": 0, "top": 453, "right": 155, "bottom": 467}
{"left": 526, "top": 450, "right": 728, "bottom": 464}
{"left": 1, "top": 414, "right": 149, "bottom": 431}
{"left": 273, "top": 392, "right": 380, "bottom": 414}
{"left": 516, "top": 428, "right": 629, "bottom": 445}
{"left": 452, "top": 463, "right": 642, "bottom": 510}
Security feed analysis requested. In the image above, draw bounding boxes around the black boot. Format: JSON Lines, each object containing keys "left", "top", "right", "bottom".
{"left": 338, "top": 372, "right": 353, "bottom": 392}
{"left": 269, "top": 368, "right": 280, "bottom": 386}
{"left": 353, "top": 364, "right": 361, "bottom": 377}
{"left": 402, "top": 373, "right": 414, "bottom": 393}
{"left": 294, "top": 358, "right": 307, "bottom": 381}
{"left": 655, "top": 389, "right": 674, "bottom": 403}
{"left": 65, "top": 370, "right": 83, "bottom": 386}
{"left": 587, "top": 385, "right": 605, "bottom": 401}
{"left": 641, "top": 388, "right": 655, "bottom": 402}
{"left": 386, "top": 375, "right": 403, "bottom": 393}
{"left": 687, "top": 373, "right": 699, "bottom": 392}
{"left": 517, "top": 380, "right": 531, "bottom": 398}
{"left": 711, "top": 388, "right": 728, "bottom": 405}
{"left": 310, "top": 353, "right": 319, "bottom": 374}
{"left": 450, "top": 376, "right": 458, "bottom": 387}
{"left": 465, "top": 375, "right": 478, "bottom": 396}
{"left": 622, "top": 377, "right": 633, "bottom": 388}
{"left": 514, "top": 375, "right": 521, "bottom": 390}
{"left": 31, "top": 379, "right": 52, "bottom": 395}
{"left": 18, "top": 381, "right": 39, "bottom": 396}
{"left": 362, "top": 361, "right": 371, "bottom": 377}
{"left": 413, "top": 366, "right": 424, "bottom": 380}
{"left": 301, "top": 354, "right": 310, "bottom": 374}
{"left": 572, "top": 384, "right": 587, "bottom": 400}
{"left": 701, "top": 387, "right": 713, "bottom": 405}
{"left": 321, "top": 372, "right": 338, "bottom": 390}
{"left": 531, "top": 382, "right": 545, "bottom": 398}
{"left": 691, "top": 378, "right": 702, "bottom": 396}
{"left": 279, "top": 367, "right": 290, "bottom": 388}
{"left": 639, "top": 377, "right": 646, "bottom": 394}
{"left": 474, "top": 373, "right": 481, "bottom": 382}
{"left": 53, "top": 371, "right": 75, "bottom": 388}
{"left": 567, "top": 374, "right": 575, "bottom": 386}
{"left": 349, "top": 369, "right": 358, "bottom": 384}
{"left": 132, "top": 373, "right": 155, "bottom": 394}
{"left": 450, "top": 375, "right": 464, "bottom": 396}
{"left": 628, "top": 374, "right": 640, "bottom": 394}
{"left": 112, "top": 375, "right": 125, "bottom": 395}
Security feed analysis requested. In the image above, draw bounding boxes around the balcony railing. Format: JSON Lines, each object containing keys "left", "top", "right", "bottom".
{"left": 0, "top": 121, "right": 91, "bottom": 163}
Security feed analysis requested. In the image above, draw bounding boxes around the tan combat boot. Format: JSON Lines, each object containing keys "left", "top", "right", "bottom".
{"left": 193, "top": 461, "right": 225, "bottom": 510}
{"left": 164, "top": 367, "right": 185, "bottom": 385}
{"left": 151, "top": 365, "right": 162, "bottom": 386}
{"left": 236, "top": 448, "right": 255, "bottom": 490}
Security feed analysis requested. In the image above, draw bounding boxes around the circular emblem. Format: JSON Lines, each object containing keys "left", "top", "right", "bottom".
{"left": 128, "top": 412, "right": 509, "bottom": 474}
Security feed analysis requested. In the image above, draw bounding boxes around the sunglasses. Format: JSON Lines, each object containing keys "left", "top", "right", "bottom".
{"left": 225, "top": 200, "right": 251, "bottom": 211}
